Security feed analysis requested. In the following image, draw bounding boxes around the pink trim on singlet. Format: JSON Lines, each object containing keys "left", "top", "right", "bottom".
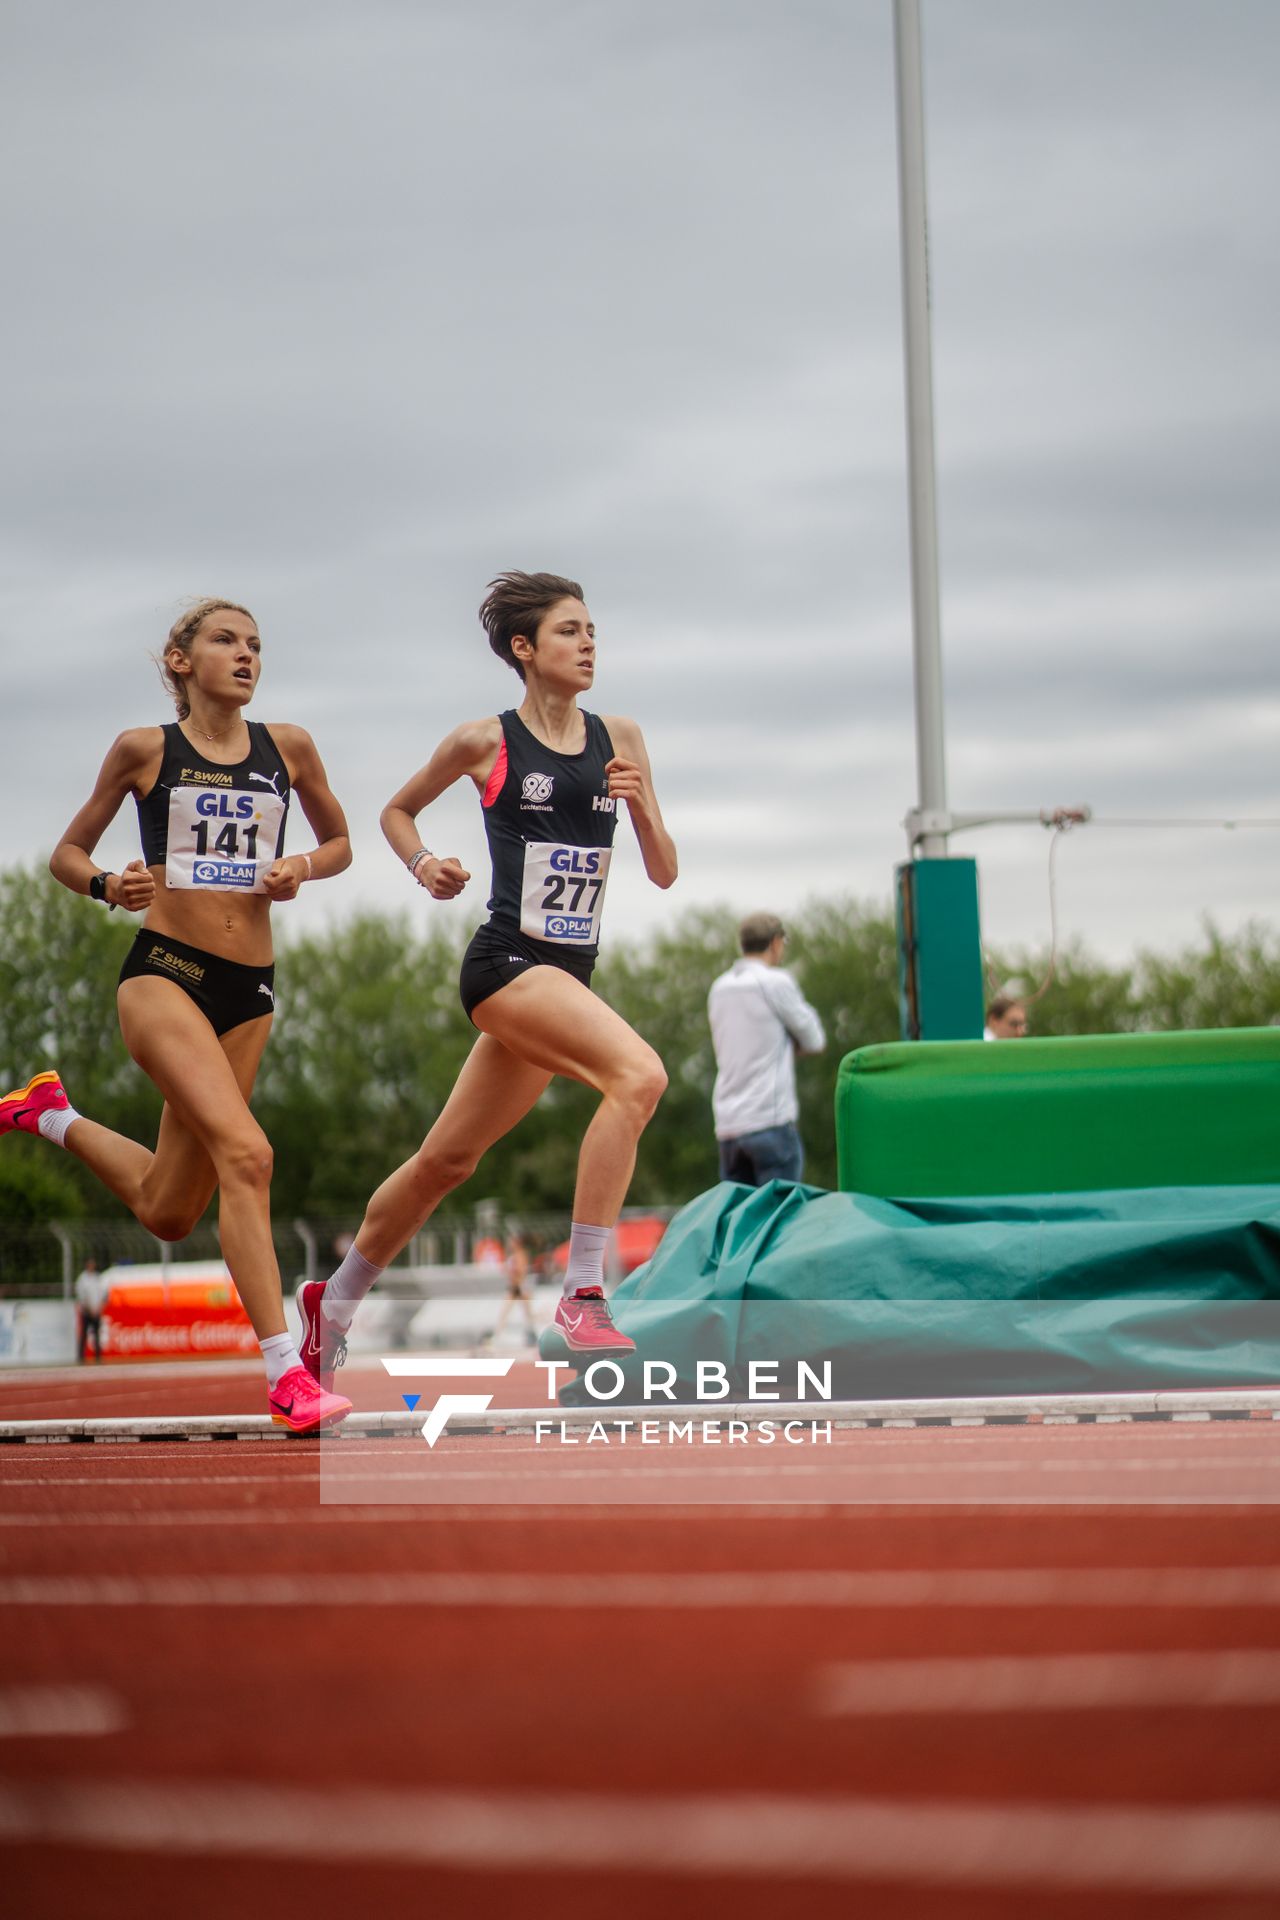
{"left": 481, "top": 737, "right": 508, "bottom": 808}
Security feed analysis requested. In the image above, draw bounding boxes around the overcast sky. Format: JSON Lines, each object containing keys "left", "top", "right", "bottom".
{"left": 4, "top": 0, "right": 1278, "bottom": 967}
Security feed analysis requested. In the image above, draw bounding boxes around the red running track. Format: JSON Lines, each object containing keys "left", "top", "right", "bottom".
{"left": 2, "top": 1363, "right": 1279, "bottom": 1920}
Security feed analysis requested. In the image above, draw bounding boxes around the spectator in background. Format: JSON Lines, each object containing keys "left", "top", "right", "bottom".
{"left": 708, "top": 912, "right": 826, "bottom": 1187}
{"left": 985, "top": 991, "right": 1030, "bottom": 1040}
{"left": 484, "top": 1230, "right": 538, "bottom": 1350}
{"left": 74, "top": 1256, "right": 108, "bottom": 1363}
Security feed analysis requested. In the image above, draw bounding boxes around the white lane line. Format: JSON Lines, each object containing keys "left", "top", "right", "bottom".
{"left": 0, "top": 1358, "right": 261, "bottom": 1384}
{"left": 0, "top": 1688, "right": 127, "bottom": 1738}
{"left": 0, "top": 1777, "right": 1278, "bottom": 1891}
{"left": 1, "top": 1567, "right": 1279, "bottom": 1610}
{"left": 0, "top": 1508, "right": 466, "bottom": 1527}
{"left": 1036, "top": 1456, "right": 1269, "bottom": 1473}
{"left": 0, "top": 1504, "right": 827, "bottom": 1526}
{"left": 0, "top": 1472, "right": 324, "bottom": 1488}
{"left": 4, "top": 1445, "right": 1273, "bottom": 1489}
{"left": 347, "top": 1428, "right": 1268, "bottom": 1449}
{"left": 4, "top": 1431, "right": 1274, "bottom": 1488}
{"left": 815, "top": 1649, "right": 1280, "bottom": 1716}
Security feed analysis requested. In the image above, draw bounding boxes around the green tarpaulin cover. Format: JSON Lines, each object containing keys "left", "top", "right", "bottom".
{"left": 605, "top": 1181, "right": 1280, "bottom": 1399}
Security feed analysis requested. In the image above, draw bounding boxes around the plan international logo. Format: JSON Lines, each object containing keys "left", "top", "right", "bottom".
{"left": 383, "top": 1356, "right": 834, "bottom": 1448}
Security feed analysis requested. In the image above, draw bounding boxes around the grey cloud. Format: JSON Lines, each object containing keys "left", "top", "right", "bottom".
{"left": 4, "top": 0, "right": 1279, "bottom": 966}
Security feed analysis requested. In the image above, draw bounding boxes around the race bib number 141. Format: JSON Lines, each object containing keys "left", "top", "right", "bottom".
{"left": 520, "top": 842, "right": 611, "bottom": 945}
{"left": 165, "top": 786, "right": 286, "bottom": 892}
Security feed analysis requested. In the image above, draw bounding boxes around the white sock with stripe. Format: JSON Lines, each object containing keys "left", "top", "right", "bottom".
{"left": 563, "top": 1221, "right": 611, "bottom": 1296}
{"left": 37, "top": 1105, "right": 81, "bottom": 1148}
{"left": 322, "top": 1245, "right": 383, "bottom": 1333}
{"left": 260, "top": 1332, "right": 303, "bottom": 1392}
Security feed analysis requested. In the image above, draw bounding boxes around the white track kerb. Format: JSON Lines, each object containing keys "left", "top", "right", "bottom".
{"left": 1, "top": 1389, "right": 1278, "bottom": 1444}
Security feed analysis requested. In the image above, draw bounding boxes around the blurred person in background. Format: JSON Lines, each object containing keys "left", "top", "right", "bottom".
{"left": 483, "top": 1229, "right": 538, "bottom": 1350}
{"left": 985, "top": 991, "right": 1030, "bottom": 1040}
{"left": 74, "top": 1256, "right": 108, "bottom": 1363}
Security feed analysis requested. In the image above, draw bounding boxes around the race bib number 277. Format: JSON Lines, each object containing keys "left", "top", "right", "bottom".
{"left": 165, "top": 786, "right": 286, "bottom": 892}
{"left": 520, "top": 842, "right": 611, "bottom": 945}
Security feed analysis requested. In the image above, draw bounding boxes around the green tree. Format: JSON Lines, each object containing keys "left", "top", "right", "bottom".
{"left": 988, "top": 920, "right": 1280, "bottom": 1038}
{"left": 0, "top": 1141, "right": 86, "bottom": 1224}
{"left": 4, "top": 858, "right": 1280, "bottom": 1235}
{"left": 985, "top": 937, "right": 1139, "bottom": 1038}
{"left": 1135, "top": 919, "right": 1280, "bottom": 1032}
{"left": 594, "top": 897, "right": 902, "bottom": 1199}
{"left": 258, "top": 911, "right": 475, "bottom": 1218}
{"left": 788, "top": 897, "right": 902, "bottom": 1187}
{"left": 0, "top": 864, "right": 158, "bottom": 1220}
{"left": 0, "top": 862, "right": 142, "bottom": 1099}
{"left": 596, "top": 906, "right": 732, "bottom": 1201}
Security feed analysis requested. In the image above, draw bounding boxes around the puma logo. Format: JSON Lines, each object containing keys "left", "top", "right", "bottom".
{"left": 258, "top": 983, "right": 275, "bottom": 1005}
{"left": 249, "top": 770, "right": 283, "bottom": 795}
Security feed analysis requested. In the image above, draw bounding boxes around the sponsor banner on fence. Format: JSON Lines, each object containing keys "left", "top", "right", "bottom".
{"left": 97, "top": 1267, "right": 256, "bottom": 1362}
{"left": 100, "top": 1303, "right": 257, "bottom": 1361}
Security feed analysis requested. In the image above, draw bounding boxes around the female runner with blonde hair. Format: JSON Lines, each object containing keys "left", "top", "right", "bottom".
{"left": 1, "top": 599, "right": 353, "bottom": 1432}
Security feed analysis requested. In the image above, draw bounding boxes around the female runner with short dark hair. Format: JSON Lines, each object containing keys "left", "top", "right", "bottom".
{"left": 296, "top": 570, "right": 677, "bottom": 1384}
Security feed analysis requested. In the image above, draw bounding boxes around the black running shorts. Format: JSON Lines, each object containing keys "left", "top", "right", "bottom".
{"left": 118, "top": 932, "right": 276, "bottom": 1037}
{"left": 459, "top": 923, "right": 595, "bottom": 1024}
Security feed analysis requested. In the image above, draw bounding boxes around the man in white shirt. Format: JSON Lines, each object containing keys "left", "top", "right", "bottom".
{"left": 74, "top": 1257, "right": 109, "bottom": 1363}
{"left": 708, "top": 913, "right": 826, "bottom": 1186}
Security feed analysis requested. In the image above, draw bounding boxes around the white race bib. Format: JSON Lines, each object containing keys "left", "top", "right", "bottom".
{"left": 165, "top": 784, "right": 286, "bottom": 892}
{"left": 520, "top": 842, "right": 611, "bottom": 945}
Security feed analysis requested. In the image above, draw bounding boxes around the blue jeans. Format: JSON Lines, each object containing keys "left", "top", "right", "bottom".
{"left": 718, "top": 1123, "right": 804, "bottom": 1188}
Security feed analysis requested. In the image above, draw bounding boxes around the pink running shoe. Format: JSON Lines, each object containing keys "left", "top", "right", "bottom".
{"left": 268, "top": 1364, "right": 351, "bottom": 1435}
{"left": 553, "top": 1285, "right": 636, "bottom": 1355}
{"left": 294, "top": 1279, "right": 347, "bottom": 1394}
{"left": 0, "top": 1071, "right": 69, "bottom": 1137}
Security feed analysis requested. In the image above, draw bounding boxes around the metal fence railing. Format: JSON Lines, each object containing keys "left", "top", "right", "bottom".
{"left": 0, "top": 1203, "right": 675, "bottom": 1300}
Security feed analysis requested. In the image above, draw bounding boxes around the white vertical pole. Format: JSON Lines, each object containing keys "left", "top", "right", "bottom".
{"left": 49, "top": 1222, "right": 74, "bottom": 1299}
{"left": 294, "top": 1218, "right": 317, "bottom": 1290}
{"left": 893, "top": 0, "right": 949, "bottom": 858}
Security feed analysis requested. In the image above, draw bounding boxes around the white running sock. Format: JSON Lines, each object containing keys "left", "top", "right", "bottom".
{"left": 37, "top": 1104, "right": 81, "bottom": 1148}
{"left": 260, "top": 1332, "right": 302, "bottom": 1391}
{"left": 322, "top": 1245, "right": 383, "bottom": 1333}
{"left": 563, "top": 1221, "right": 611, "bottom": 1296}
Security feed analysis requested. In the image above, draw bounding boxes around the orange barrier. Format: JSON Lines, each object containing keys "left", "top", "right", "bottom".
{"left": 100, "top": 1275, "right": 255, "bottom": 1362}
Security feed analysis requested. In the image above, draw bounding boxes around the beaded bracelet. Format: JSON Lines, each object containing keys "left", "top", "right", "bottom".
{"left": 407, "top": 848, "right": 434, "bottom": 877}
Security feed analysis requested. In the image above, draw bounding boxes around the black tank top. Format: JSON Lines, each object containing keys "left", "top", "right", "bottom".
{"left": 136, "top": 722, "right": 291, "bottom": 894}
{"left": 480, "top": 709, "right": 618, "bottom": 956}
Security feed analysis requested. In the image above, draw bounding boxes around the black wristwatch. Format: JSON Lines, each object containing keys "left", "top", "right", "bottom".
{"left": 88, "top": 873, "right": 117, "bottom": 910}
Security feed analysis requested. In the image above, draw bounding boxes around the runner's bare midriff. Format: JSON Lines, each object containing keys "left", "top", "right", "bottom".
{"left": 141, "top": 867, "right": 276, "bottom": 967}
